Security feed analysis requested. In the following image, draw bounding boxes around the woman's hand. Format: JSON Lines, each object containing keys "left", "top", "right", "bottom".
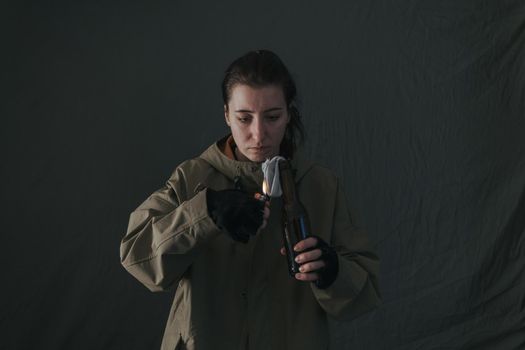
{"left": 280, "top": 236, "right": 339, "bottom": 289}
{"left": 280, "top": 237, "right": 324, "bottom": 281}
{"left": 207, "top": 189, "right": 268, "bottom": 243}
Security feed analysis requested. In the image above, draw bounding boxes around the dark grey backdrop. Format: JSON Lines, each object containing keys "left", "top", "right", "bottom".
{"left": 3, "top": 1, "right": 525, "bottom": 349}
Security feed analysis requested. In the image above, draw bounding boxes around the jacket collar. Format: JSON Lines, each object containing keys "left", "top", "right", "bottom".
{"left": 199, "top": 135, "right": 314, "bottom": 189}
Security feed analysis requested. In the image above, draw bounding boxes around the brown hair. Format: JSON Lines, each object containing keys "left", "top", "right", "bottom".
{"left": 221, "top": 49, "right": 305, "bottom": 158}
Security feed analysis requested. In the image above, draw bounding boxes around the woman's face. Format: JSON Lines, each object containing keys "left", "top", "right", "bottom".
{"left": 225, "top": 84, "right": 290, "bottom": 162}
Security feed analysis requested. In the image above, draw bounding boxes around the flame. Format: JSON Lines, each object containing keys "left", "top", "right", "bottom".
{"left": 262, "top": 179, "right": 269, "bottom": 196}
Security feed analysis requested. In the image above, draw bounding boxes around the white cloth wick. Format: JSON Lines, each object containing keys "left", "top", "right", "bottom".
{"left": 262, "top": 156, "right": 286, "bottom": 197}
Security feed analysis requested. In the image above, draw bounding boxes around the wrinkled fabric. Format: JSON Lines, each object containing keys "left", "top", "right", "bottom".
{"left": 5, "top": 1, "right": 524, "bottom": 349}
{"left": 120, "top": 136, "right": 381, "bottom": 350}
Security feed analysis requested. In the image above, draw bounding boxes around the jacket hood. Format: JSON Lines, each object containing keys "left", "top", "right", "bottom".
{"left": 198, "top": 135, "right": 315, "bottom": 190}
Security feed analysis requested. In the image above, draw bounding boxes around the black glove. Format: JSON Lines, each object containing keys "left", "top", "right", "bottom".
{"left": 310, "top": 235, "right": 339, "bottom": 289}
{"left": 206, "top": 189, "right": 265, "bottom": 243}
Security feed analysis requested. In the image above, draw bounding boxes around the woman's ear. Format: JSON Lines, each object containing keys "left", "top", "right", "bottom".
{"left": 224, "top": 105, "right": 231, "bottom": 126}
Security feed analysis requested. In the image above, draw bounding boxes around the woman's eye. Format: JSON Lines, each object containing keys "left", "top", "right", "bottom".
{"left": 238, "top": 116, "right": 251, "bottom": 123}
{"left": 267, "top": 115, "right": 280, "bottom": 121}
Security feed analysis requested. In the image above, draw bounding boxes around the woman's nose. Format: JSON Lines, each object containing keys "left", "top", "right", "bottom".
{"left": 251, "top": 118, "right": 265, "bottom": 142}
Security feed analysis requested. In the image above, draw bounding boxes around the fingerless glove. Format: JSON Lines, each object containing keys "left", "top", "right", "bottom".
{"left": 310, "top": 235, "right": 339, "bottom": 289}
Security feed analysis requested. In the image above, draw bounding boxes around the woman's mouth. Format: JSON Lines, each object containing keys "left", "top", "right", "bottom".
{"left": 250, "top": 146, "right": 268, "bottom": 152}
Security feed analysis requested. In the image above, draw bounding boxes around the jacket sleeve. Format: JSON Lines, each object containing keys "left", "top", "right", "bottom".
{"left": 120, "top": 167, "right": 222, "bottom": 292}
{"left": 311, "top": 180, "right": 381, "bottom": 321}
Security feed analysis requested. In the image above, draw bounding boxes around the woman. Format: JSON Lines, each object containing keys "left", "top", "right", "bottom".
{"left": 120, "top": 50, "right": 380, "bottom": 350}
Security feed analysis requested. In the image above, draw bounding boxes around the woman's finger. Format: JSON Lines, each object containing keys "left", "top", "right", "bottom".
{"left": 295, "top": 272, "right": 320, "bottom": 282}
{"left": 293, "top": 236, "right": 319, "bottom": 252}
{"left": 295, "top": 249, "right": 322, "bottom": 264}
{"left": 298, "top": 260, "right": 325, "bottom": 273}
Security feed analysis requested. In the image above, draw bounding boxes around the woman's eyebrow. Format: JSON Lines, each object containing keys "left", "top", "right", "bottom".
{"left": 235, "top": 107, "right": 284, "bottom": 113}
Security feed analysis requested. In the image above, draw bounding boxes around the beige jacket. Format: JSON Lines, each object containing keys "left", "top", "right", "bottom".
{"left": 120, "top": 139, "right": 381, "bottom": 350}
